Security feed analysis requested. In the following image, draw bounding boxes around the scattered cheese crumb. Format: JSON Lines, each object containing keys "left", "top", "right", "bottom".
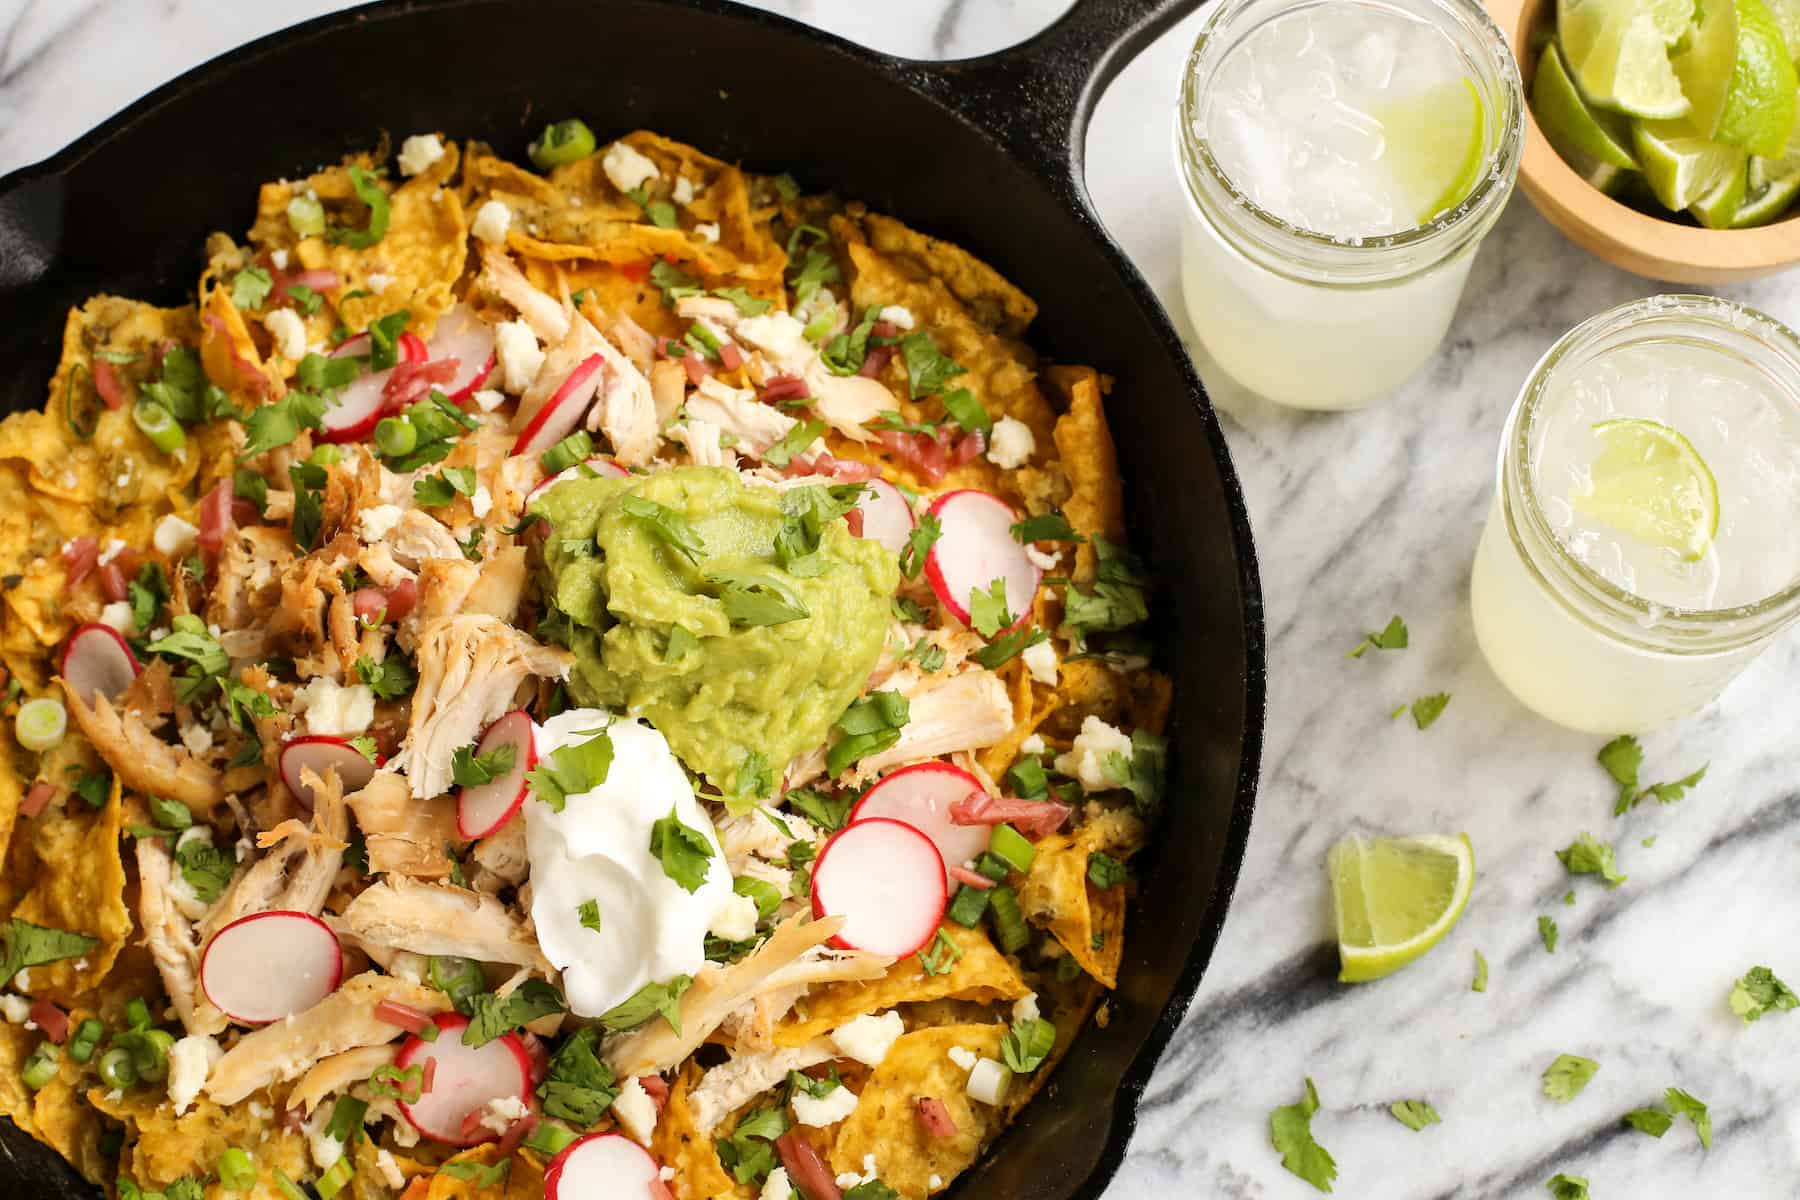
{"left": 264, "top": 308, "right": 307, "bottom": 360}
{"left": 292, "top": 676, "right": 377, "bottom": 737}
{"left": 366, "top": 272, "right": 395, "bottom": 292}
{"left": 153, "top": 513, "right": 200, "bottom": 557}
{"left": 1024, "top": 543, "right": 1061, "bottom": 571}
{"left": 792, "top": 1083, "right": 859, "bottom": 1127}
{"left": 306, "top": 1105, "right": 345, "bottom": 1171}
{"left": 167, "top": 1034, "right": 222, "bottom": 1116}
{"left": 707, "top": 891, "right": 760, "bottom": 943}
{"left": 356, "top": 504, "right": 404, "bottom": 543}
{"left": 472, "top": 199, "right": 512, "bottom": 247}
{"left": 1021, "top": 638, "right": 1058, "bottom": 686}
{"left": 1014, "top": 993, "right": 1041, "bottom": 1023}
{"left": 1055, "top": 715, "right": 1133, "bottom": 794}
{"left": 397, "top": 133, "right": 446, "bottom": 177}
{"left": 471, "top": 388, "right": 506, "bottom": 413}
{"left": 98, "top": 601, "right": 135, "bottom": 635}
{"left": 880, "top": 305, "right": 917, "bottom": 330}
{"left": 830, "top": 1011, "right": 904, "bottom": 1068}
{"left": 930, "top": 1174, "right": 944, "bottom": 1190}
{"left": 478, "top": 1094, "right": 530, "bottom": 1134}
{"left": 659, "top": 1166, "right": 676, "bottom": 1182}
{"left": 179, "top": 723, "right": 214, "bottom": 755}
{"left": 947, "top": 1046, "right": 978, "bottom": 1072}
{"left": 986, "top": 416, "right": 1036, "bottom": 469}
{"left": 374, "top": 1149, "right": 406, "bottom": 1189}
{"left": 602, "top": 141, "right": 661, "bottom": 194}
{"left": 0, "top": 995, "right": 29, "bottom": 1023}
{"left": 471, "top": 486, "right": 494, "bottom": 520}
{"left": 612, "top": 1076, "right": 658, "bottom": 1144}
{"left": 494, "top": 320, "right": 544, "bottom": 393}
{"left": 271, "top": 249, "right": 290, "bottom": 270}
{"left": 1020, "top": 734, "right": 1046, "bottom": 756}
{"left": 694, "top": 222, "right": 721, "bottom": 243}
{"left": 96, "top": 539, "right": 127, "bottom": 567}
{"left": 672, "top": 176, "right": 696, "bottom": 206}
{"left": 759, "top": 1167, "right": 792, "bottom": 1200}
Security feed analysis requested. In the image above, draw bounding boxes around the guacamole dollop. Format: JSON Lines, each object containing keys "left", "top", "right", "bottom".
{"left": 534, "top": 466, "right": 897, "bottom": 791}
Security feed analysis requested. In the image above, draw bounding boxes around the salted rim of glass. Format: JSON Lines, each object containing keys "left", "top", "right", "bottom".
{"left": 1178, "top": 0, "right": 1525, "bottom": 257}
{"left": 1511, "top": 294, "right": 1800, "bottom": 625}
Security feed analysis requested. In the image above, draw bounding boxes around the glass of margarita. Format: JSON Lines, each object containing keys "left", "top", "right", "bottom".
{"left": 1175, "top": 0, "right": 1524, "bottom": 410}
{"left": 1472, "top": 294, "right": 1800, "bottom": 734}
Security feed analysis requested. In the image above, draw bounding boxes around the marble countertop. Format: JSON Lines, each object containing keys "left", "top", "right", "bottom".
{"left": 4, "top": 1, "right": 1797, "bottom": 1196}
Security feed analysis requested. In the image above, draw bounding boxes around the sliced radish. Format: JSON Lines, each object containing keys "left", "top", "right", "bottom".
{"left": 396, "top": 1013, "right": 533, "bottom": 1146}
{"left": 427, "top": 305, "right": 498, "bottom": 403}
{"left": 200, "top": 910, "right": 343, "bottom": 1023}
{"left": 280, "top": 735, "right": 378, "bottom": 811}
{"left": 544, "top": 1133, "right": 667, "bottom": 1200}
{"left": 457, "top": 710, "right": 539, "bottom": 838}
{"left": 60, "top": 623, "right": 140, "bottom": 706}
{"left": 810, "top": 817, "right": 947, "bottom": 958}
{"left": 923, "top": 489, "right": 1041, "bottom": 630}
{"left": 525, "top": 455, "right": 629, "bottom": 503}
{"left": 855, "top": 478, "right": 916, "bottom": 556}
{"left": 316, "top": 330, "right": 426, "bottom": 444}
{"left": 397, "top": 332, "right": 430, "bottom": 365}
{"left": 511, "top": 354, "right": 606, "bottom": 458}
{"left": 849, "top": 762, "right": 992, "bottom": 882}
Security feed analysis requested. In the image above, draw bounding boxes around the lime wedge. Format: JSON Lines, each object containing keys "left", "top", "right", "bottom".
{"left": 1330, "top": 833, "right": 1475, "bottom": 984}
{"left": 1634, "top": 119, "right": 1748, "bottom": 207}
{"left": 1690, "top": 152, "right": 1750, "bottom": 223}
{"left": 1668, "top": 0, "right": 1743, "bottom": 137}
{"left": 1576, "top": 418, "right": 1720, "bottom": 560}
{"left": 1566, "top": 7, "right": 1694, "bottom": 117}
{"left": 1716, "top": 0, "right": 1800, "bottom": 157}
{"left": 1736, "top": 151, "right": 1800, "bottom": 223}
{"left": 1562, "top": 0, "right": 1695, "bottom": 59}
{"left": 1377, "top": 78, "right": 1489, "bottom": 223}
{"left": 1536, "top": 42, "right": 1641, "bottom": 168}
{"left": 1763, "top": 0, "right": 1800, "bottom": 60}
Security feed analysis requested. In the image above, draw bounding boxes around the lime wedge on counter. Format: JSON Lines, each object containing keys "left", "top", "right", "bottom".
{"left": 1564, "top": 1, "right": 1695, "bottom": 117}
{"left": 1668, "top": 0, "right": 1742, "bottom": 137}
{"left": 1330, "top": 833, "right": 1475, "bottom": 983}
{"left": 1577, "top": 418, "right": 1720, "bottom": 560}
{"left": 1536, "top": 42, "right": 1642, "bottom": 167}
{"left": 1715, "top": 0, "right": 1799, "bottom": 157}
{"left": 1634, "top": 118, "right": 1749, "bottom": 206}
{"left": 1378, "top": 78, "right": 1488, "bottom": 223}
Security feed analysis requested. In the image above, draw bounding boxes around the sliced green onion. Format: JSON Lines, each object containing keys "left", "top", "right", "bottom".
{"left": 65, "top": 362, "right": 98, "bottom": 440}
{"left": 271, "top": 1167, "right": 309, "bottom": 1200}
{"left": 22, "top": 1042, "right": 60, "bottom": 1090}
{"left": 67, "top": 1018, "right": 104, "bottom": 1064}
{"left": 97, "top": 1046, "right": 138, "bottom": 1088}
{"left": 315, "top": 1155, "right": 354, "bottom": 1200}
{"left": 530, "top": 119, "right": 597, "bottom": 169}
{"left": 308, "top": 444, "right": 343, "bottom": 467}
{"left": 988, "top": 884, "right": 1029, "bottom": 954}
{"left": 374, "top": 416, "right": 418, "bottom": 459}
{"left": 523, "top": 1120, "right": 580, "bottom": 1156}
{"left": 124, "top": 996, "right": 152, "bottom": 1031}
{"left": 15, "top": 698, "right": 67, "bottom": 752}
{"left": 217, "top": 1147, "right": 256, "bottom": 1192}
{"left": 972, "top": 851, "right": 1012, "bottom": 883}
{"left": 131, "top": 401, "right": 187, "bottom": 455}
{"left": 123, "top": 1028, "right": 174, "bottom": 1083}
{"left": 987, "top": 824, "right": 1036, "bottom": 874}
{"left": 539, "top": 429, "right": 593, "bottom": 474}
{"left": 428, "top": 955, "right": 485, "bottom": 1007}
{"left": 417, "top": 1020, "right": 440, "bottom": 1043}
{"left": 945, "top": 884, "right": 991, "bottom": 928}
{"left": 287, "top": 194, "right": 326, "bottom": 238}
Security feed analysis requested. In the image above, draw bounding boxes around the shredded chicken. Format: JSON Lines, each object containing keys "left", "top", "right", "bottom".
{"left": 206, "top": 525, "right": 295, "bottom": 633}
{"left": 649, "top": 359, "right": 686, "bottom": 428}
{"left": 383, "top": 510, "right": 464, "bottom": 568}
{"left": 290, "top": 1045, "right": 399, "bottom": 1115}
{"left": 685, "top": 377, "right": 798, "bottom": 458}
{"left": 576, "top": 321, "right": 659, "bottom": 466}
{"left": 206, "top": 973, "right": 449, "bottom": 1105}
{"left": 339, "top": 877, "right": 553, "bottom": 973}
{"left": 399, "top": 614, "right": 571, "bottom": 797}
{"left": 853, "top": 668, "right": 1014, "bottom": 778}
{"left": 201, "top": 769, "right": 347, "bottom": 941}
{"left": 478, "top": 246, "right": 569, "bottom": 344}
{"left": 688, "top": 1041, "right": 836, "bottom": 1135}
{"left": 717, "top": 944, "right": 892, "bottom": 1054}
{"left": 346, "top": 770, "right": 458, "bottom": 879}
{"left": 669, "top": 418, "right": 736, "bottom": 469}
{"left": 135, "top": 839, "right": 227, "bottom": 1037}
{"left": 402, "top": 549, "right": 528, "bottom": 642}
{"left": 716, "top": 805, "right": 812, "bottom": 875}
{"left": 61, "top": 689, "right": 225, "bottom": 819}
{"left": 604, "top": 915, "right": 842, "bottom": 1078}
{"left": 469, "top": 816, "right": 529, "bottom": 891}
{"left": 806, "top": 369, "right": 888, "bottom": 443}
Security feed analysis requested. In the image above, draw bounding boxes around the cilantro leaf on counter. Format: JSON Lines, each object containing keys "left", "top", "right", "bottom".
{"left": 1269, "top": 1078, "right": 1337, "bottom": 1193}
{"left": 1556, "top": 832, "right": 1627, "bottom": 888}
{"left": 600, "top": 975, "right": 692, "bottom": 1035}
{"left": 1472, "top": 949, "right": 1488, "bottom": 993}
{"left": 1664, "top": 1087, "right": 1712, "bottom": 1148}
{"left": 1728, "top": 965, "right": 1798, "bottom": 1023}
{"left": 1599, "top": 735, "right": 1708, "bottom": 814}
{"left": 1543, "top": 1054, "right": 1600, "bottom": 1103}
{"left": 650, "top": 805, "right": 715, "bottom": 894}
{"left": 1347, "top": 615, "right": 1408, "bottom": 658}
{"left": 1408, "top": 693, "right": 1451, "bottom": 730}
{"left": 1546, "top": 1174, "right": 1590, "bottom": 1200}
{"left": 1538, "top": 915, "right": 1559, "bottom": 954}
{"left": 1388, "top": 1100, "right": 1441, "bottom": 1131}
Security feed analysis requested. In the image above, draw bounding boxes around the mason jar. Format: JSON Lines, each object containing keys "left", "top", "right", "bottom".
{"left": 1471, "top": 295, "right": 1800, "bottom": 734}
{"left": 1174, "top": 0, "right": 1525, "bottom": 410}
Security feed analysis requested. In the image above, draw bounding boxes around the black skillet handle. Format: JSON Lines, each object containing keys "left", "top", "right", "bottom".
{"left": 896, "top": 0, "right": 1206, "bottom": 207}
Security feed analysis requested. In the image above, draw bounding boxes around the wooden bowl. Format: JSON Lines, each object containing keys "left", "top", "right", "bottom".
{"left": 1492, "top": 0, "right": 1800, "bottom": 282}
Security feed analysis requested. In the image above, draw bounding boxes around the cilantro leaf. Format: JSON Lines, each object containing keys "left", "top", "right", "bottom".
{"left": 414, "top": 466, "right": 477, "bottom": 508}
{"left": 174, "top": 836, "right": 236, "bottom": 904}
{"left": 0, "top": 919, "right": 99, "bottom": 988}
{"left": 1623, "top": 1106, "right": 1673, "bottom": 1137}
{"left": 239, "top": 389, "right": 328, "bottom": 460}
{"left": 727, "top": 752, "right": 772, "bottom": 817}
{"left": 1087, "top": 851, "right": 1130, "bottom": 890}
{"left": 650, "top": 805, "right": 715, "bottom": 893}
{"left": 1665, "top": 1086, "right": 1712, "bottom": 1148}
{"left": 1542, "top": 1054, "right": 1600, "bottom": 1103}
{"left": 230, "top": 267, "right": 272, "bottom": 311}
{"left": 664, "top": 625, "right": 699, "bottom": 663}
{"left": 354, "top": 654, "right": 416, "bottom": 701}
{"left": 898, "top": 512, "right": 942, "bottom": 580}
{"left": 438, "top": 1160, "right": 509, "bottom": 1187}
{"left": 1388, "top": 1100, "right": 1441, "bottom": 1131}
{"left": 1473, "top": 949, "right": 1488, "bottom": 993}
{"left": 705, "top": 569, "right": 809, "bottom": 627}
{"left": 1063, "top": 538, "right": 1150, "bottom": 636}
{"left": 761, "top": 418, "right": 825, "bottom": 469}
{"left": 1600, "top": 734, "right": 1707, "bottom": 814}
{"left": 1347, "top": 615, "right": 1408, "bottom": 658}
{"left": 1728, "top": 965, "right": 1798, "bottom": 1022}
{"left": 899, "top": 331, "right": 964, "bottom": 399}
{"left": 843, "top": 1184, "right": 901, "bottom": 1200}
{"left": 1000, "top": 1017, "right": 1055, "bottom": 1073}
{"left": 1546, "top": 1174, "right": 1590, "bottom": 1200}
{"left": 713, "top": 287, "right": 771, "bottom": 316}
{"left": 526, "top": 727, "right": 615, "bottom": 813}
{"left": 826, "top": 690, "right": 909, "bottom": 777}
{"left": 716, "top": 1104, "right": 790, "bottom": 1185}
{"left": 968, "top": 578, "right": 1014, "bottom": 639}
{"left": 462, "top": 979, "right": 565, "bottom": 1046}
{"left": 1538, "top": 915, "right": 1559, "bottom": 954}
{"left": 821, "top": 307, "right": 882, "bottom": 376}
{"left": 1556, "top": 832, "right": 1627, "bottom": 888}
{"left": 1408, "top": 692, "right": 1451, "bottom": 730}
{"left": 327, "top": 166, "right": 391, "bottom": 249}
{"left": 577, "top": 899, "right": 602, "bottom": 933}
{"left": 650, "top": 260, "right": 703, "bottom": 307}
{"left": 536, "top": 1027, "right": 618, "bottom": 1123}
{"left": 613, "top": 495, "right": 709, "bottom": 565}
{"left": 600, "top": 975, "right": 692, "bottom": 1034}
{"left": 451, "top": 742, "right": 517, "bottom": 788}
{"left": 297, "top": 353, "right": 362, "bottom": 393}
{"left": 1269, "top": 1078, "right": 1337, "bottom": 1193}
{"left": 1641, "top": 765, "right": 1707, "bottom": 808}
{"left": 786, "top": 787, "right": 851, "bottom": 833}
{"left": 971, "top": 624, "right": 1048, "bottom": 670}
{"left": 1010, "top": 511, "right": 1085, "bottom": 544}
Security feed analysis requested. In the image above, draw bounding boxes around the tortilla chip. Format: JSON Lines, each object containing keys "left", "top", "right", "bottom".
{"left": 1046, "top": 367, "right": 1124, "bottom": 584}
{"left": 91, "top": 1084, "right": 307, "bottom": 1192}
{"left": 777, "top": 924, "right": 1027, "bottom": 1046}
{"left": 1017, "top": 808, "right": 1147, "bottom": 988}
{"left": 828, "top": 1024, "right": 1007, "bottom": 1198}
{"left": 10, "top": 771, "right": 132, "bottom": 997}
{"left": 426, "top": 1143, "right": 542, "bottom": 1199}
{"left": 653, "top": 1060, "right": 741, "bottom": 1200}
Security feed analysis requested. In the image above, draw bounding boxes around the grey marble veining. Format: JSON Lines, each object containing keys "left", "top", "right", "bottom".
{"left": 3, "top": 1, "right": 1797, "bottom": 1196}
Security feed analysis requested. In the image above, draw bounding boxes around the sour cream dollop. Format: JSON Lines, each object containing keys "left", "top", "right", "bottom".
{"left": 524, "top": 708, "right": 732, "bottom": 1017}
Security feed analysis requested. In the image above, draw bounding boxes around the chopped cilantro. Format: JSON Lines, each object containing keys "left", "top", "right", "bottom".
{"left": 451, "top": 742, "right": 517, "bottom": 788}
{"left": 826, "top": 690, "right": 909, "bottom": 777}
{"left": 1000, "top": 1017, "right": 1055, "bottom": 1072}
{"left": 1542, "top": 1054, "right": 1600, "bottom": 1103}
{"left": 414, "top": 466, "right": 476, "bottom": 507}
{"left": 1546, "top": 1174, "right": 1590, "bottom": 1200}
{"left": 1269, "top": 1078, "right": 1337, "bottom": 1193}
{"left": 706, "top": 569, "right": 809, "bottom": 627}
{"left": 239, "top": 389, "right": 328, "bottom": 460}
{"left": 1087, "top": 851, "right": 1130, "bottom": 889}
{"left": 1728, "top": 965, "right": 1797, "bottom": 1022}
{"left": 462, "top": 979, "right": 565, "bottom": 1047}
{"left": 354, "top": 654, "right": 416, "bottom": 701}
{"left": 230, "top": 267, "right": 272, "bottom": 310}
{"left": 1408, "top": 693, "right": 1451, "bottom": 730}
{"left": 599, "top": 975, "right": 692, "bottom": 1035}
{"left": 1599, "top": 734, "right": 1708, "bottom": 814}
{"left": 327, "top": 167, "right": 391, "bottom": 249}
{"left": 525, "top": 726, "right": 615, "bottom": 813}
{"left": 1388, "top": 1100, "right": 1441, "bottom": 1131}
{"left": 899, "top": 331, "right": 964, "bottom": 399}
{"left": 1010, "top": 511, "right": 1085, "bottom": 544}
{"left": 898, "top": 513, "right": 942, "bottom": 579}
{"left": 1556, "top": 832, "right": 1627, "bottom": 888}
{"left": 536, "top": 1027, "right": 618, "bottom": 1124}
{"left": 1347, "top": 615, "right": 1408, "bottom": 658}
{"left": 1538, "top": 915, "right": 1559, "bottom": 954}
{"left": 0, "top": 919, "right": 98, "bottom": 989}
{"left": 650, "top": 805, "right": 715, "bottom": 894}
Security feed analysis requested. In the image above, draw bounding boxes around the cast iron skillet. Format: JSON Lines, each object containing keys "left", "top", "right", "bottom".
{"left": 0, "top": 1, "right": 1264, "bottom": 1195}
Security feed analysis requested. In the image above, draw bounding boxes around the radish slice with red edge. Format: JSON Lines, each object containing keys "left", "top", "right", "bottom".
{"left": 810, "top": 817, "right": 947, "bottom": 958}
{"left": 457, "top": 710, "right": 538, "bottom": 838}
{"left": 854, "top": 478, "right": 916, "bottom": 555}
{"left": 280, "top": 735, "right": 378, "bottom": 812}
{"left": 849, "top": 762, "right": 992, "bottom": 883}
{"left": 396, "top": 1013, "right": 533, "bottom": 1146}
{"left": 526, "top": 455, "right": 628, "bottom": 503}
{"left": 511, "top": 354, "right": 605, "bottom": 458}
{"left": 426, "top": 305, "right": 499, "bottom": 403}
{"left": 316, "top": 331, "right": 423, "bottom": 444}
{"left": 544, "top": 1133, "right": 669, "bottom": 1200}
{"left": 60, "top": 623, "right": 140, "bottom": 706}
{"left": 199, "top": 910, "right": 343, "bottom": 1024}
{"left": 923, "top": 489, "right": 1041, "bottom": 629}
